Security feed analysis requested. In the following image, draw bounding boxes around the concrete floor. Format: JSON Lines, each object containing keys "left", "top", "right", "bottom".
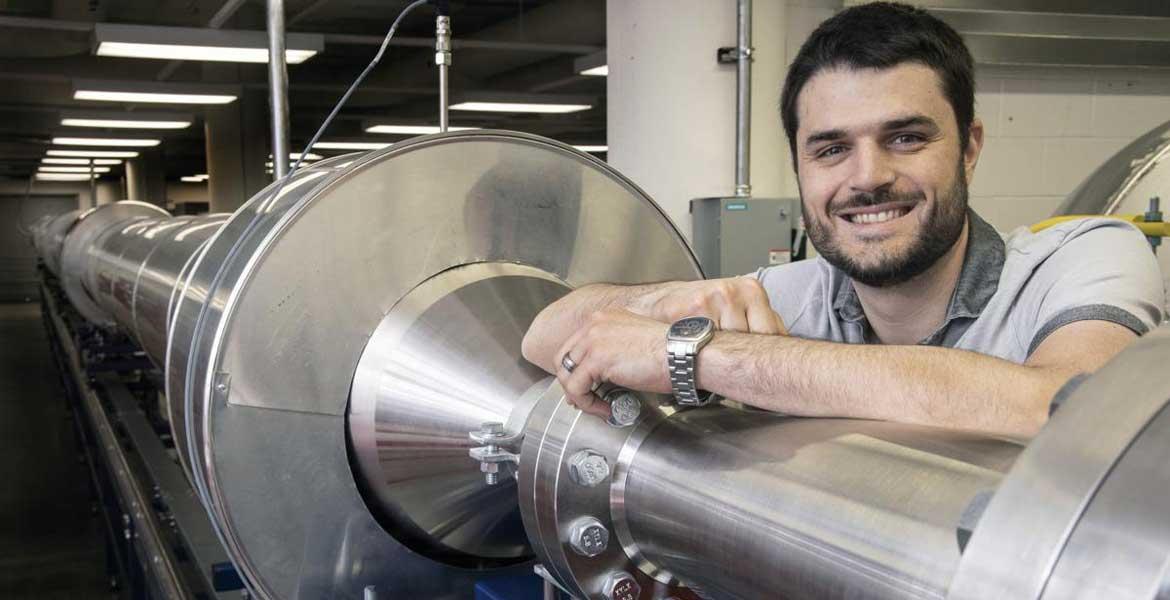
{"left": 0, "top": 302, "right": 110, "bottom": 599}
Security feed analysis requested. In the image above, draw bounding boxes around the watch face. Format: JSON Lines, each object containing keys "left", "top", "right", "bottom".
{"left": 671, "top": 316, "right": 714, "bottom": 340}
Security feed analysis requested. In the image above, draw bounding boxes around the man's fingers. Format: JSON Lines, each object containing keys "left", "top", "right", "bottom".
{"left": 567, "top": 392, "right": 612, "bottom": 419}
{"left": 719, "top": 305, "right": 750, "bottom": 333}
{"left": 774, "top": 311, "right": 789, "bottom": 335}
{"left": 746, "top": 303, "right": 782, "bottom": 335}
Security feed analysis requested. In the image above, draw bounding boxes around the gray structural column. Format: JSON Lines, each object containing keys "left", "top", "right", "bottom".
{"left": 607, "top": 0, "right": 791, "bottom": 238}
{"left": 204, "top": 87, "right": 270, "bottom": 214}
{"left": 126, "top": 150, "right": 167, "bottom": 206}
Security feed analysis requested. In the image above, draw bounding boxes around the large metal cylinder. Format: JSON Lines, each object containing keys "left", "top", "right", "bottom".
{"left": 619, "top": 413, "right": 1018, "bottom": 600}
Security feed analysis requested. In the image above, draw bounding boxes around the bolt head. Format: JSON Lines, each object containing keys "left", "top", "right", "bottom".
{"left": 607, "top": 391, "right": 642, "bottom": 428}
{"left": 602, "top": 572, "right": 641, "bottom": 600}
{"left": 568, "top": 517, "right": 609, "bottom": 557}
{"left": 567, "top": 449, "right": 610, "bottom": 487}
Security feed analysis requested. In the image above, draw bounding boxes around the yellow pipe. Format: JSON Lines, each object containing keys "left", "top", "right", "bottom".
{"left": 1030, "top": 214, "right": 1170, "bottom": 238}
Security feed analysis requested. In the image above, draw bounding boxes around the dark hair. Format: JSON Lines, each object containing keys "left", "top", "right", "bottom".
{"left": 780, "top": 2, "right": 975, "bottom": 157}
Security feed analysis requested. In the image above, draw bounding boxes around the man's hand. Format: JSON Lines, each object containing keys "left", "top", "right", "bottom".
{"left": 553, "top": 308, "right": 672, "bottom": 418}
{"left": 647, "top": 278, "right": 787, "bottom": 335}
{"left": 521, "top": 277, "right": 787, "bottom": 377}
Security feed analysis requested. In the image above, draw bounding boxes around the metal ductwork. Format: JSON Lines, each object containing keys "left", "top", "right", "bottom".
{"left": 31, "top": 131, "right": 1170, "bottom": 600}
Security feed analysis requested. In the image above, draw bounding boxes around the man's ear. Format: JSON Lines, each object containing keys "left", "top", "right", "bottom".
{"left": 963, "top": 118, "right": 985, "bottom": 184}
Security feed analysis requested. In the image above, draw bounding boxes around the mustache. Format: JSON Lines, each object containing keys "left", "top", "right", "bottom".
{"left": 830, "top": 188, "right": 925, "bottom": 213}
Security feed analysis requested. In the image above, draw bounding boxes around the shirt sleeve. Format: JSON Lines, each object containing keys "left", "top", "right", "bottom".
{"left": 1020, "top": 219, "right": 1166, "bottom": 357}
{"left": 750, "top": 260, "right": 829, "bottom": 336}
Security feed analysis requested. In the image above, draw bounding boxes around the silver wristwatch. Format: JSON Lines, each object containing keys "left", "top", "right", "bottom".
{"left": 666, "top": 316, "right": 717, "bottom": 406}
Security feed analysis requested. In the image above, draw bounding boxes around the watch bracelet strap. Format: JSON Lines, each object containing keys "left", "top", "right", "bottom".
{"left": 668, "top": 352, "right": 714, "bottom": 406}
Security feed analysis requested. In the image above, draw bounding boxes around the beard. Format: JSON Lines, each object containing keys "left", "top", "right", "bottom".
{"left": 803, "top": 160, "right": 968, "bottom": 288}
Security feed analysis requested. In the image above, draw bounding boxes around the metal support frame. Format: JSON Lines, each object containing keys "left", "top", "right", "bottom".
{"left": 40, "top": 276, "right": 243, "bottom": 600}
{"left": 267, "top": 0, "right": 291, "bottom": 179}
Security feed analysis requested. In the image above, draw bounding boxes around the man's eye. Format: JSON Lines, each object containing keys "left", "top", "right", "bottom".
{"left": 817, "top": 145, "right": 846, "bottom": 159}
{"left": 891, "top": 133, "right": 924, "bottom": 146}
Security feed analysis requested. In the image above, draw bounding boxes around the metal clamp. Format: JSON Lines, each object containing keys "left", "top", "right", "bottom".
{"left": 468, "top": 422, "right": 521, "bottom": 485}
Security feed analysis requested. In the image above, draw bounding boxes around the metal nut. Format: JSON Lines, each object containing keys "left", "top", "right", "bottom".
{"left": 607, "top": 390, "right": 642, "bottom": 428}
{"left": 602, "top": 572, "right": 641, "bottom": 600}
{"left": 567, "top": 449, "right": 610, "bottom": 487}
{"left": 568, "top": 516, "right": 609, "bottom": 557}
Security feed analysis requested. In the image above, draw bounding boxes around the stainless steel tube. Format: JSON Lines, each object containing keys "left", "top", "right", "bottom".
{"left": 734, "top": 0, "right": 752, "bottom": 198}
{"left": 69, "top": 208, "right": 228, "bottom": 364}
{"left": 616, "top": 410, "right": 1021, "bottom": 600}
{"left": 267, "top": 0, "right": 290, "bottom": 178}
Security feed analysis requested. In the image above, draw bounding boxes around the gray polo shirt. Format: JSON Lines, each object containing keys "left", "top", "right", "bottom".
{"left": 755, "top": 211, "right": 1166, "bottom": 363}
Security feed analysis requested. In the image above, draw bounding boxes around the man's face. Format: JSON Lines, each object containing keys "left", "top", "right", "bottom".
{"left": 794, "top": 63, "right": 982, "bottom": 287}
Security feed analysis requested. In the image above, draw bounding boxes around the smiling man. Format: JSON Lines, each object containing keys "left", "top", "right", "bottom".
{"left": 521, "top": 2, "right": 1165, "bottom": 437}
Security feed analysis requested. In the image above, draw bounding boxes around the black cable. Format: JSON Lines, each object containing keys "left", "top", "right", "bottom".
{"left": 287, "top": 0, "right": 433, "bottom": 178}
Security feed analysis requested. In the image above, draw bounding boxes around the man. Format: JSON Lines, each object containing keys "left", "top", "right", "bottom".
{"left": 521, "top": 2, "right": 1165, "bottom": 437}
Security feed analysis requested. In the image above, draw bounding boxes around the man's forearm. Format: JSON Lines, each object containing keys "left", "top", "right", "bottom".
{"left": 522, "top": 282, "right": 674, "bottom": 373}
{"left": 698, "top": 333, "right": 1069, "bottom": 437}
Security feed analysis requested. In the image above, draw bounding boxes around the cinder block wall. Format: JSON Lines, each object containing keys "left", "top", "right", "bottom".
{"left": 969, "top": 69, "right": 1170, "bottom": 232}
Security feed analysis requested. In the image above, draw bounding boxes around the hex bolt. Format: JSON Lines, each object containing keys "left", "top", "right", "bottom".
{"left": 567, "top": 449, "right": 610, "bottom": 487}
{"left": 475, "top": 422, "right": 506, "bottom": 486}
{"left": 606, "top": 390, "right": 642, "bottom": 428}
{"left": 481, "top": 462, "right": 500, "bottom": 485}
{"left": 602, "top": 571, "right": 641, "bottom": 600}
{"left": 568, "top": 516, "right": 610, "bottom": 557}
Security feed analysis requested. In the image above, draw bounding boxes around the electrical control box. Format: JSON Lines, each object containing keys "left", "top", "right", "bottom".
{"left": 690, "top": 196, "right": 799, "bottom": 278}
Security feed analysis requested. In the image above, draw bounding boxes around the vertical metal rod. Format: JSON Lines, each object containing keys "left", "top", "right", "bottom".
{"left": 542, "top": 579, "right": 556, "bottom": 600}
{"left": 267, "top": 0, "right": 291, "bottom": 178}
{"left": 435, "top": 15, "right": 452, "bottom": 132}
{"left": 89, "top": 159, "right": 97, "bottom": 208}
{"left": 734, "top": 0, "right": 752, "bottom": 198}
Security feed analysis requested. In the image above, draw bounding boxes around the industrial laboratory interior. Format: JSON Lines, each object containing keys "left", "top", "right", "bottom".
{"left": 2, "top": 0, "right": 1170, "bottom": 599}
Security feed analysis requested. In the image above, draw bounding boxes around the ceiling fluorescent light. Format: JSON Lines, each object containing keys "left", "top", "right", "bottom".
{"left": 573, "top": 145, "right": 608, "bottom": 152}
{"left": 450, "top": 102, "right": 591, "bottom": 114}
{"left": 98, "top": 42, "right": 317, "bottom": 64}
{"left": 62, "top": 117, "right": 191, "bottom": 129}
{"left": 180, "top": 176, "right": 206, "bottom": 183}
{"left": 47, "top": 149, "right": 140, "bottom": 158}
{"left": 53, "top": 137, "right": 161, "bottom": 147}
{"left": 39, "top": 166, "right": 112, "bottom": 173}
{"left": 312, "top": 141, "right": 393, "bottom": 150}
{"left": 574, "top": 50, "right": 607, "bottom": 77}
{"left": 93, "top": 23, "right": 323, "bottom": 64}
{"left": 75, "top": 90, "right": 237, "bottom": 104}
{"left": 36, "top": 173, "right": 98, "bottom": 181}
{"left": 268, "top": 153, "right": 321, "bottom": 160}
{"left": 73, "top": 79, "right": 238, "bottom": 105}
{"left": 43, "top": 158, "right": 123, "bottom": 165}
{"left": 364, "top": 125, "right": 478, "bottom": 135}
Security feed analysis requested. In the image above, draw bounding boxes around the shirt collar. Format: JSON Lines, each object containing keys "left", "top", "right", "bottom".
{"left": 831, "top": 209, "right": 1006, "bottom": 340}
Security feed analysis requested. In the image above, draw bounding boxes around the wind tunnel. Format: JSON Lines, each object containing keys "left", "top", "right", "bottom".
{"left": 33, "top": 131, "right": 1170, "bottom": 600}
